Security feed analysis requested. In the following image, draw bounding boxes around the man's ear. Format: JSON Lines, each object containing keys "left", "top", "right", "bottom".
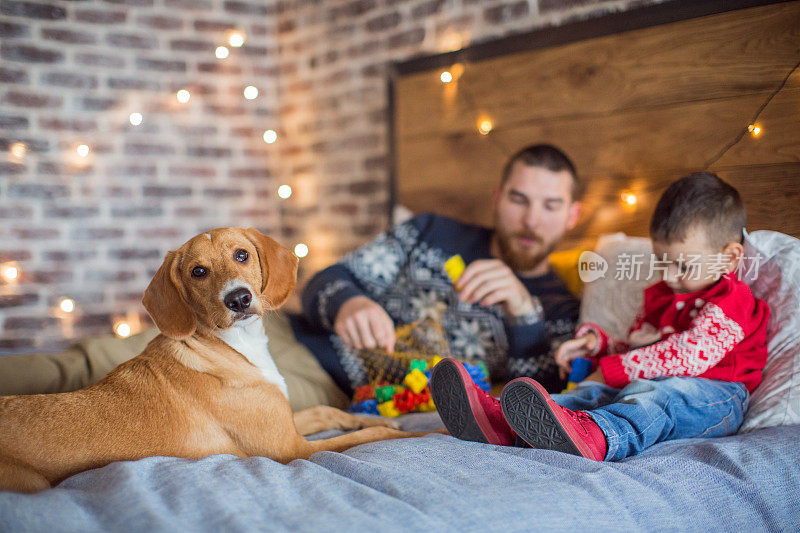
{"left": 142, "top": 251, "right": 197, "bottom": 340}
{"left": 566, "top": 201, "right": 582, "bottom": 231}
{"left": 245, "top": 228, "right": 298, "bottom": 309}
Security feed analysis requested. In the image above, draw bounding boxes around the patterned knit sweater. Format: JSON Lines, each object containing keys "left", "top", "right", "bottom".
{"left": 577, "top": 273, "right": 770, "bottom": 392}
{"left": 299, "top": 213, "right": 579, "bottom": 395}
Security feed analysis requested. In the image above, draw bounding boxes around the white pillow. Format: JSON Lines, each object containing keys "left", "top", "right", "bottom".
{"left": 579, "top": 231, "right": 800, "bottom": 432}
{"left": 738, "top": 230, "right": 800, "bottom": 432}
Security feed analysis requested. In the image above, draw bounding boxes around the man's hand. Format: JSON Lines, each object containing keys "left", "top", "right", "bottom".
{"left": 555, "top": 333, "right": 598, "bottom": 378}
{"left": 456, "top": 259, "right": 537, "bottom": 318}
{"left": 333, "top": 296, "right": 396, "bottom": 353}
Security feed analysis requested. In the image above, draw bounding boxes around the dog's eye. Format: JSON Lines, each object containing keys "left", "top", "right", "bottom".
{"left": 191, "top": 266, "right": 208, "bottom": 279}
{"left": 234, "top": 249, "right": 249, "bottom": 263}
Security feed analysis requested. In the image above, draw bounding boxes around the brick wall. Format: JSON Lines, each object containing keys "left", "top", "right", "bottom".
{"left": 1, "top": 0, "right": 658, "bottom": 354}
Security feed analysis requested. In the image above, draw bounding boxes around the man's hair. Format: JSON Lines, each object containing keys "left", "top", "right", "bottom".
{"left": 650, "top": 172, "right": 746, "bottom": 248}
{"left": 501, "top": 144, "right": 582, "bottom": 200}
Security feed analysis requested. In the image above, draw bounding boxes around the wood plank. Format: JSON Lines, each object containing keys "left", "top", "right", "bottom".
{"left": 398, "top": 87, "right": 800, "bottom": 196}
{"left": 396, "top": 2, "right": 800, "bottom": 138}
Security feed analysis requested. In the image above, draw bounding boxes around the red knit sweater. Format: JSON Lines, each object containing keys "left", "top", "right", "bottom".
{"left": 577, "top": 273, "right": 770, "bottom": 392}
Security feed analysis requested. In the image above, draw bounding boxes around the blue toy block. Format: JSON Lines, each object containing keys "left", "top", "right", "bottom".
{"left": 350, "top": 399, "right": 378, "bottom": 415}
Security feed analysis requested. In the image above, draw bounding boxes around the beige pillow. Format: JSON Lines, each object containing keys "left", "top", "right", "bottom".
{"left": 0, "top": 311, "right": 347, "bottom": 412}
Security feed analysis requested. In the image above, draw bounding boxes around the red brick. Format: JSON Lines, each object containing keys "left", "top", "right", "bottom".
{"left": 136, "top": 14, "right": 183, "bottom": 30}
{"left": 38, "top": 118, "right": 97, "bottom": 132}
{"left": 0, "top": 21, "right": 30, "bottom": 38}
{"left": 0, "top": 114, "right": 28, "bottom": 129}
{"left": 0, "top": 293, "right": 39, "bottom": 308}
{"left": 107, "top": 33, "right": 158, "bottom": 49}
{"left": 0, "top": 250, "right": 31, "bottom": 261}
{"left": 41, "top": 71, "right": 99, "bottom": 89}
{"left": 75, "top": 9, "right": 127, "bottom": 24}
{"left": 1, "top": 43, "right": 63, "bottom": 63}
{"left": 75, "top": 52, "right": 126, "bottom": 68}
{"left": 40, "top": 27, "right": 97, "bottom": 44}
{"left": 71, "top": 228, "right": 125, "bottom": 240}
{"left": 136, "top": 57, "right": 187, "bottom": 72}
{"left": 7, "top": 183, "right": 68, "bottom": 199}
{"left": 0, "top": 66, "right": 29, "bottom": 83}
{"left": 483, "top": 1, "right": 529, "bottom": 23}
{"left": 388, "top": 28, "right": 425, "bottom": 49}
{"left": 1, "top": 1, "right": 66, "bottom": 19}
{"left": 366, "top": 12, "right": 401, "bottom": 32}
{"left": 0, "top": 206, "right": 33, "bottom": 218}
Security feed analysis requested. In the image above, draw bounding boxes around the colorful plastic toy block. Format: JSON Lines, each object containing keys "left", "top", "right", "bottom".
{"left": 377, "top": 399, "right": 402, "bottom": 417}
{"left": 350, "top": 399, "right": 378, "bottom": 415}
{"left": 444, "top": 255, "right": 466, "bottom": 285}
{"left": 353, "top": 385, "right": 375, "bottom": 402}
{"left": 564, "top": 357, "right": 593, "bottom": 392}
{"left": 403, "top": 369, "right": 428, "bottom": 394}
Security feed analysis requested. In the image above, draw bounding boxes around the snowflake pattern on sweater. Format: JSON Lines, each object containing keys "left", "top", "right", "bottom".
{"left": 302, "top": 213, "right": 580, "bottom": 393}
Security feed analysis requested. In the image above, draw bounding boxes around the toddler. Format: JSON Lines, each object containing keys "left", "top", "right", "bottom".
{"left": 430, "top": 172, "right": 769, "bottom": 460}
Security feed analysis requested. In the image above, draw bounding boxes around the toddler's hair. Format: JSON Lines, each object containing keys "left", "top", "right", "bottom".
{"left": 650, "top": 172, "right": 745, "bottom": 248}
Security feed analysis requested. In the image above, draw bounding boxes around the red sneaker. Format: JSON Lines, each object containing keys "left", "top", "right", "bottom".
{"left": 500, "top": 377, "right": 607, "bottom": 461}
{"left": 430, "top": 358, "right": 516, "bottom": 446}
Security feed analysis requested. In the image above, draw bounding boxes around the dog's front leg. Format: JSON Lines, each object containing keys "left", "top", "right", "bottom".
{"left": 293, "top": 405, "right": 399, "bottom": 436}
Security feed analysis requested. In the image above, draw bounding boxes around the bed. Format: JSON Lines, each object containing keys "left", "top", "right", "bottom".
{"left": 3, "top": 2, "right": 800, "bottom": 531}
{"left": 0, "top": 415, "right": 798, "bottom": 531}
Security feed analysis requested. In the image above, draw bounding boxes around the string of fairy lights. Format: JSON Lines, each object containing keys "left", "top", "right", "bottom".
{"left": 437, "top": 57, "right": 800, "bottom": 210}
{"left": 1, "top": 29, "right": 306, "bottom": 340}
{"left": 2, "top": 44, "right": 797, "bottom": 342}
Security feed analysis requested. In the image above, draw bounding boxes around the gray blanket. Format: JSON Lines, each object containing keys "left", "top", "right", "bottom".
{"left": 1, "top": 414, "right": 798, "bottom": 532}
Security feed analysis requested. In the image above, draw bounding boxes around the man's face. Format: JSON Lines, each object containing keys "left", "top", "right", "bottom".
{"left": 492, "top": 162, "right": 580, "bottom": 275}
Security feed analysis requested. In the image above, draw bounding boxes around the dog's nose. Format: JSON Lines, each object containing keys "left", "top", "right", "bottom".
{"left": 224, "top": 288, "right": 252, "bottom": 313}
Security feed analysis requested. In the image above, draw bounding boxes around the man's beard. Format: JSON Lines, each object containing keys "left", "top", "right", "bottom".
{"left": 494, "top": 228, "right": 556, "bottom": 274}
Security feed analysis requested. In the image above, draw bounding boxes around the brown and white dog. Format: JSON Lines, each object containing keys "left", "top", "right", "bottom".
{"left": 0, "top": 227, "right": 427, "bottom": 493}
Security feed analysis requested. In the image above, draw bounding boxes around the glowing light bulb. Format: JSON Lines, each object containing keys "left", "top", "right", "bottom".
{"left": 621, "top": 192, "right": 638, "bottom": 206}
{"left": 129, "top": 112, "right": 143, "bottom": 126}
{"left": 277, "top": 184, "right": 292, "bottom": 199}
{"left": 215, "top": 46, "right": 229, "bottom": 59}
{"left": 59, "top": 298, "right": 75, "bottom": 313}
{"left": 440, "top": 71, "right": 453, "bottom": 83}
{"left": 478, "top": 119, "right": 493, "bottom": 135}
{"left": 262, "top": 129, "right": 277, "bottom": 144}
{"left": 748, "top": 124, "right": 762, "bottom": 137}
{"left": 1, "top": 264, "right": 19, "bottom": 282}
{"left": 176, "top": 89, "right": 191, "bottom": 103}
{"left": 76, "top": 144, "right": 90, "bottom": 158}
{"left": 294, "top": 243, "right": 309, "bottom": 258}
{"left": 228, "top": 32, "right": 245, "bottom": 47}
{"left": 114, "top": 321, "right": 132, "bottom": 338}
{"left": 10, "top": 142, "right": 26, "bottom": 159}
{"left": 243, "top": 85, "right": 259, "bottom": 100}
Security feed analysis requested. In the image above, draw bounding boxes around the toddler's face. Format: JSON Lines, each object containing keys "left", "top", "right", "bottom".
{"left": 651, "top": 228, "right": 740, "bottom": 294}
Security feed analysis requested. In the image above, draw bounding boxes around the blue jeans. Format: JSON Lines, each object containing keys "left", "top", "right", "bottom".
{"left": 551, "top": 377, "right": 749, "bottom": 461}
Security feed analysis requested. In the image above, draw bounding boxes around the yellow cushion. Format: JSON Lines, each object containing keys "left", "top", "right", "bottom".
{"left": 548, "top": 248, "right": 586, "bottom": 297}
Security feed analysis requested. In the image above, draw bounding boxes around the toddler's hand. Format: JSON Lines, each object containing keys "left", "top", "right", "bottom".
{"left": 555, "top": 333, "right": 597, "bottom": 378}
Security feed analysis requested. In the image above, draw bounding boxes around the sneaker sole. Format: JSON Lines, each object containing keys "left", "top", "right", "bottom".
{"left": 430, "top": 359, "right": 501, "bottom": 445}
{"left": 500, "top": 378, "right": 593, "bottom": 458}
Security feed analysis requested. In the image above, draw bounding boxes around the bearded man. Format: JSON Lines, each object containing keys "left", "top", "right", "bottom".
{"left": 297, "top": 144, "right": 583, "bottom": 394}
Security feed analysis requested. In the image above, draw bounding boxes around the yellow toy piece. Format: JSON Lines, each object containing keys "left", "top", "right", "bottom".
{"left": 444, "top": 254, "right": 466, "bottom": 285}
{"left": 416, "top": 398, "right": 436, "bottom": 412}
{"left": 403, "top": 369, "right": 428, "bottom": 394}
{"left": 430, "top": 355, "right": 443, "bottom": 368}
{"left": 377, "top": 399, "right": 402, "bottom": 417}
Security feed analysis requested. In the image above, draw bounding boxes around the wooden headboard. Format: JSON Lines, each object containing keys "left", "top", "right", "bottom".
{"left": 392, "top": 0, "right": 800, "bottom": 250}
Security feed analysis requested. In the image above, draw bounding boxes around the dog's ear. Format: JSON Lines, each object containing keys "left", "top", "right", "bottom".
{"left": 142, "top": 250, "right": 197, "bottom": 340}
{"left": 245, "top": 228, "right": 298, "bottom": 309}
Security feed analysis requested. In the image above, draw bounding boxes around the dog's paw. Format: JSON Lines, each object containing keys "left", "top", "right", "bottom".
{"left": 355, "top": 415, "right": 401, "bottom": 430}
